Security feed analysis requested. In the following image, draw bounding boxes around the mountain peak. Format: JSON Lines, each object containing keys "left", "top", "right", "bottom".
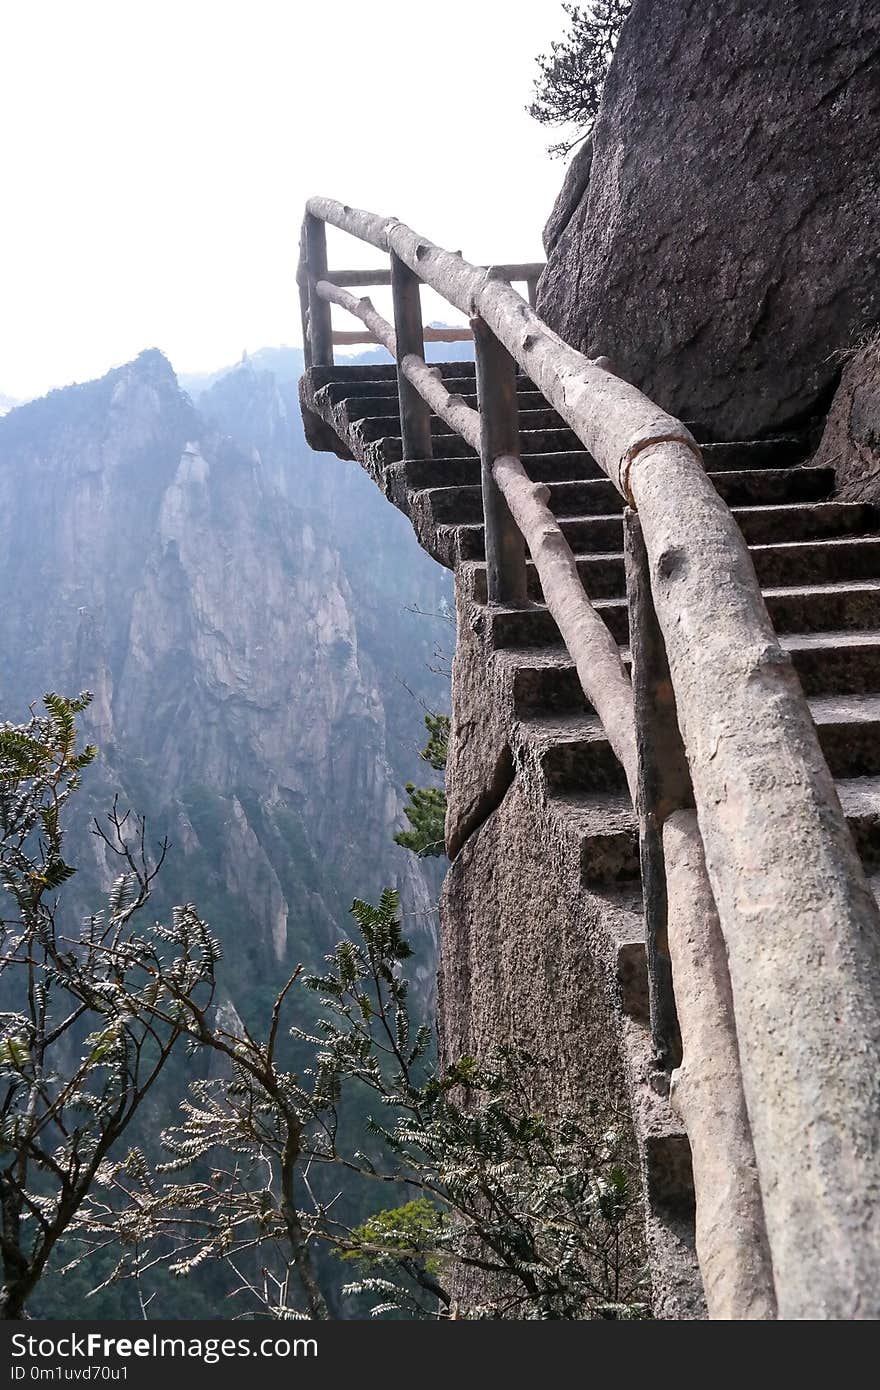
{"left": 129, "top": 347, "right": 178, "bottom": 385}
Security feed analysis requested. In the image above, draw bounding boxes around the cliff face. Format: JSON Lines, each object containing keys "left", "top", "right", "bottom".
{"left": 538, "top": 0, "right": 880, "bottom": 438}
{"left": 0, "top": 349, "right": 450, "bottom": 1014}
{"left": 814, "top": 336, "right": 880, "bottom": 503}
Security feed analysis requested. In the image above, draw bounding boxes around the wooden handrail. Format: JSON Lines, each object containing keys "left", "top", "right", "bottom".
{"left": 311, "top": 257, "right": 756, "bottom": 1314}
{"left": 313, "top": 276, "right": 638, "bottom": 787}
{"left": 306, "top": 196, "right": 698, "bottom": 499}
{"left": 312, "top": 267, "right": 762, "bottom": 1316}
{"left": 331, "top": 326, "right": 473, "bottom": 346}
{"left": 301, "top": 197, "right": 880, "bottom": 1320}
{"left": 324, "top": 261, "right": 544, "bottom": 290}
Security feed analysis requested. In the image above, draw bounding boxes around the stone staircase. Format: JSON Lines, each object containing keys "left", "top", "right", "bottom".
{"left": 304, "top": 359, "right": 880, "bottom": 890}
{"left": 301, "top": 356, "right": 880, "bottom": 1315}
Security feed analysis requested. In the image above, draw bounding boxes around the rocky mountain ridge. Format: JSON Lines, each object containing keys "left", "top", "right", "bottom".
{"left": 0, "top": 348, "right": 451, "bottom": 1017}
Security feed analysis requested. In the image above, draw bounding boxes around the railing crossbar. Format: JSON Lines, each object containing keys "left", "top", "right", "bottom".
{"left": 331, "top": 327, "right": 473, "bottom": 346}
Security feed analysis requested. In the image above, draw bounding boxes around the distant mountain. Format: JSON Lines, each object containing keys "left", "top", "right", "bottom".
{"left": 0, "top": 349, "right": 451, "bottom": 1015}
{"left": 0, "top": 391, "right": 20, "bottom": 416}
{"left": 179, "top": 329, "right": 473, "bottom": 397}
{"left": 179, "top": 345, "right": 305, "bottom": 396}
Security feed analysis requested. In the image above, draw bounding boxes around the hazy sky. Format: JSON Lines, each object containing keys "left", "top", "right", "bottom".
{"left": 1, "top": 1, "right": 570, "bottom": 400}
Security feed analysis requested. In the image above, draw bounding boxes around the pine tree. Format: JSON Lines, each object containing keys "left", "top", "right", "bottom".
{"left": 394, "top": 714, "right": 449, "bottom": 858}
{"left": 529, "top": 2, "right": 632, "bottom": 156}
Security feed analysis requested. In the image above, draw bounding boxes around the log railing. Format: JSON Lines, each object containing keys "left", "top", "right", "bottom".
{"left": 297, "top": 198, "right": 880, "bottom": 1320}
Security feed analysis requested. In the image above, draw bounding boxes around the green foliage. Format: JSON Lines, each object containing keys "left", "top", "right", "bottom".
{"left": 342, "top": 1199, "right": 444, "bottom": 1274}
{"left": 394, "top": 785, "right": 447, "bottom": 859}
{"left": 1, "top": 692, "right": 97, "bottom": 913}
{"left": 95, "top": 889, "right": 648, "bottom": 1320}
{"left": 394, "top": 713, "right": 449, "bottom": 859}
{"left": 419, "top": 713, "right": 449, "bottom": 771}
{"left": 0, "top": 695, "right": 220, "bottom": 1319}
{"left": 529, "top": 1, "right": 631, "bottom": 155}
{"left": 1, "top": 696, "right": 646, "bottom": 1321}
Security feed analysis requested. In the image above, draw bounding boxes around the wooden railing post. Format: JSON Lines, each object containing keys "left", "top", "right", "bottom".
{"left": 297, "top": 222, "right": 313, "bottom": 371}
{"left": 473, "top": 318, "right": 528, "bottom": 606}
{"left": 624, "top": 508, "right": 692, "bottom": 1069}
{"left": 390, "top": 252, "right": 433, "bottom": 461}
{"left": 304, "top": 214, "right": 333, "bottom": 367}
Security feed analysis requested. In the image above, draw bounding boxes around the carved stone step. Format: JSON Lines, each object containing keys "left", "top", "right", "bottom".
{"left": 524, "top": 693, "right": 880, "bottom": 795}
{"left": 421, "top": 466, "right": 835, "bottom": 526}
{"left": 403, "top": 439, "right": 809, "bottom": 488}
{"left": 617, "top": 935, "right": 650, "bottom": 1022}
{"left": 462, "top": 535, "right": 880, "bottom": 593}
{"left": 407, "top": 450, "right": 606, "bottom": 487}
{"left": 352, "top": 407, "right": 567, "bottom": 440}
{"left": 521, "top": 713, "right": 629, "bottom": 793}
{"left": 484, "top": 582, "right": 880, "bottom": 652}
{"left": 761, "top": 581, "right": 880, "bottom": 634}
{"left": 781, "top": 628, "right": 880, "bottom": 695}
{"left": 308, "top": 362, "right": 485, "bottom": 386}
{"left": 503, "top": 629, "right": 880, "bottom": 718}
{"left": 836, "top": 777, "right": 880, "bottom": 871}
{"left": 379, "top": 424, "right": 592, "bottom": 458}
{"left": 457, "top": 502, "right": 877, "bottom": 559}
{"left": 548, "top": 790, "right": 640, "bottom": 886}
{"left": 549, "top": 766, "right": 880, "bottom": 889}
{"left": 307, "top": 361, "right": 793, "bottom": 446}
{"left": 808, "top": 694, "right": 880, "bottom": 777}
{"left": 315, "top": 376, "right": 535, "bottom": 401}
{"left": 339, "top": 388, "right": 554, "bottom": 419}
{"left": 377, "top": 422, "right": 746, "bottom": 464}
{"left": 323, "top": 382, "right": 808, "bottom": 464}
{"left": 490, "top": 602, "right": 618, "bottom": 649}
{"left": 472, "top": 542, "right": 880, "bottom": 619}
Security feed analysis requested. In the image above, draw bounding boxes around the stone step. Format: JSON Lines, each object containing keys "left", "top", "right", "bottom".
{"left": 464, "top": 535, "right": 880, "bottom": 593}
{"left": 308, "top": 362, "right": 480, "bottom": 387}
{"left": 352, "top": 407, "right": 566, "bottom": 440}
{"left": 372, "top": 422, "right": 592, "bottom": 457}
{"left": 549, "top": 790, "right": 640, "bottom": 887}
{"left": 317, "top": 384, "right": 543, "bottom": 409}
{"left": 421, "top": 466, "right": 835, "bottom": 525}
{"left": 808, "top": 694, "right": 880, "bottom": 778}
{"left": 324, "top": 384, "right": 809, "bottom": 463}
{"left": 550, "top": 767, "right": 880, "bottom": 888}
{"left": 504, "top": 629, "right": 880, "bottom": 717}
{"left": 408, "top": 450, "right": 605, "bottom": 488}
{"left": 404, "top": 439, "right": 810, "bottom": 489}
{"left": 838, "top": 777, "right": 880, "bottom": 872}
{"left": 457, "top": 501, "right": 877, "bottom": 558}
{"left": 472, "top": 536, "right": 880, "bottom": 619}
{"left": 524, "top": 692, "right": 880, "bottom": 797}
{"left": 309, "top": 363, "right": 797, "bottom": 448}
{"left": 523, "top": 714, "right": 628, "bottom": 794}
{"left": 376, "top": 420, "right": 725, "bottom": 465}
{"left": 752, "top": 581, "right": 880, "bottom": 636}
{"left": 491, "top": 601, "right": 616, "bottom": 650}
{"left": 361, "top": 390, "right": 563, "bottom": 424}
{"left": 750, "top": 536, "right": 880, "bottom": 587}
{"left": 780, "top": 628, "right": 880, "bottom": 695}
{"left": 616, "top": 932, "right": 650, "bottom": 1022}
{"left": 484, "top": 581, "right": 880, "bottom": 650}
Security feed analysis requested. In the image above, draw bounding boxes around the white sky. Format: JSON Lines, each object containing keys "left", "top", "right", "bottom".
{"left": 1, "top": 0, "right": 570, "bottom": 400}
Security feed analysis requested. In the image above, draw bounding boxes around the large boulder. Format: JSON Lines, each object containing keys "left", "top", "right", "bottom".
{"left": 536, "top": 1, "right": 880, "bottom": 439}
{"left": 542, "top": 136, "right": 593, "bottom": 255}
{"left": 813, "top": 336, "right": 880, "bottom": 499}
